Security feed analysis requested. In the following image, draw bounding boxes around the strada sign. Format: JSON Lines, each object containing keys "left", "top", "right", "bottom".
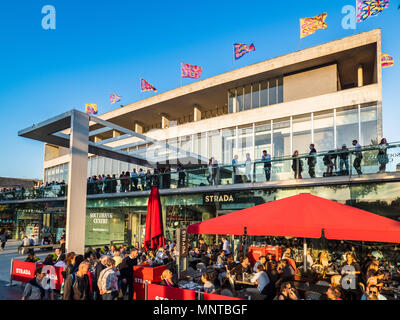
{"left": 203, "top": 193, "right": 235, "bottom": 204}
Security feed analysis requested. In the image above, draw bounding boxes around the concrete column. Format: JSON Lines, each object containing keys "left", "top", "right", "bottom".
{"left": 112, "top": 130, "right": 121, "bottom": 138}
{"left": 194, "top": 105, "right": 202, "bottom": 122}
{"left": 66, "top": 111, "right": 89, "bottom": 254}
{"left": 161, "top": 114, "right": 170, "bottom": 129}
{"left": 94, "top": 136, "right": 101, "bottom": 143}
{"left": 135, "top": 123, "right": 143, "bottom": 134}
{"left": 357, "top": 65, "right": 364, "bottom": 87}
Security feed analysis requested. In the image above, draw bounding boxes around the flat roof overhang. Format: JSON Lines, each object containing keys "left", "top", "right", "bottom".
{"left": 94, "top": 29, "right": 380, "bottom": 130}
{"left": 18, "top": 110, "right": 208, "bottom": 168}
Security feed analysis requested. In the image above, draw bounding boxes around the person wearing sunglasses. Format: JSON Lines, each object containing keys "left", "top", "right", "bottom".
{"left": 361, "top": 284, "right": 387, "bottom": 300}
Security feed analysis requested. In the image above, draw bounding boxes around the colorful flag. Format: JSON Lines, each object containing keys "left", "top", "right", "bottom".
{"left": 110, "top": 93, "right": 122, "bottom": 104}
{"left": 381, "top": 53, "right": 394, "bottom": 68}
{"left": 356, "top": 0, "right": 390, "bottom": 23}
{"left": 300, "top": 13, "right": 328, "bottom": 39}
{"left": 141, "top": 78, "right": 157, "bottom": 92}
{"left": 233, "top": 43, "right": 255, "bottom": 60}
{"left": 85, "top": 104, "right": 98, "bottom": 115}
{"left": 181, "top": 62, "right": 203, "bottom": 79}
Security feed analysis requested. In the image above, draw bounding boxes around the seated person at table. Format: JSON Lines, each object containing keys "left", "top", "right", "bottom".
{"left": 155, "top": 248, "right": 168, "bottom": 265}
{"left": 218, "top": 255, "right": 237, "bottom": 286}
{"left": 253, "top": 256, "right": 266, "bottom": 273}
{"left": 201, "top": 273, "right": 216, "bottom": 294}
{"left": 361, "top": 284, "right": 387, "bottom": 300}
{"left": 283, "top": 252, "right": 297, "bottom": 274}
{"left": 277, "top": 259, "right": 295, "bottom": 282}
{"left": 245, "top": 264, "right": 272, "bottom": 300}
{"left": 230, "top": 257, "right": 252, "bottom": 280}
{"left": 277, "top": 282, "right": 298, "bottom": 300}
{"left": 265, "top": 253, "right": 276, "bottom": 265}
{"left": 159, "top": 269, "right": 177, "bottom": 288}
{"left": 326, "top": 287, "right": 343, "bottom": 300}
{"left": 281, "top": 248, "right": 292, "bottom": 260}
{"left": 216, "top": 250, "right": 226, "bottom": 266}
{"left": 145, "top": 251, "right": 156, "bottom": 265}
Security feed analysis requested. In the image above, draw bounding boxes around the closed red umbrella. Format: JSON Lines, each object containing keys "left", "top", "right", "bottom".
{"left": 144, "top": 186, "right": 165, "bottom": 250}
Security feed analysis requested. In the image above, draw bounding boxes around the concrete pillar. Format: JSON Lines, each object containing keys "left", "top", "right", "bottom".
{"left": 357, "top": 65, "right": 364, "bottom": 87}
{"left": 162, "top": 114, "right": 170, "bottom": 129}
{"left": 135, "top": 123, "right": 143, "bottom": 134}
{"left": 112, "top": 130, "right": 121, "bottom": 138}
{"left": 66, "top": 111, "right": 89, "bottom": 254}
{"left": 194, "top": 105, "right": 202, "bottom": 121}
{"left": 94, "top": 136, "right": 101, "bottom": 143}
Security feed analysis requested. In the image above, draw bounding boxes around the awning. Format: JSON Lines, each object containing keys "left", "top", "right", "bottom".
{"left": 187, "top": 193, "right": 400, "bottom": 243}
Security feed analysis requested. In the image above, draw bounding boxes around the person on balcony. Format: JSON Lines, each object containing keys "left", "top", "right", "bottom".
{"left": 261, "top": 150, "right": 271, "bottom": 182}
{"left": 207, "top": 158, "right": 213, "bottom": 185}
{"left": 130, "top": 169, "right": 139, "bottom": 191}
{"left": 291, "top": 150, "right": 303, "bottom": 179}
{"left": 232, "top": 155, "right": 241, "bottom": 184}
{"left": 352, "top": 140, "right": 363, "bottom": 175}
{"left": 377, "top": 138, "right": 389, "bottom": 173}
{"left": 245, "top": 153, "right": 252, "bottom": 182}
{"left": 307, "top": 144, "right": 317, "bottom": 178}
{"left": 338, "top": 144, "right": 350, "bottom": 176}
{"left": 177, "top": 164, "right": 186, "bottom": 188}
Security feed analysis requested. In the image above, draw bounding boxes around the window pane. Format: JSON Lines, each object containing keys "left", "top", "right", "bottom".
{"left": 237, "top": 87, "right": 244, "bottom": 112}
{"left": 269, "top": 79, "right": 277, "bottom": 105}
{"left": 360, "top": 104, "right": 378, "bottom": 146}
{"left": 244, "top": 84, "right": 251, "bottom": 111}
{"left": 208, "top": 130, "right": 221, "bottom": 162}
{"left": 314, "top": 111, "right": 334, "bottom": 152}
{"left": 260, "top": 81, "right": 268, "bottom": 107}
{"left": 194, "top": 133, "right": 207, "bottom": 158}
{"left": 277, "top": 77, "right": 283, "bottom": 103}
{"left": 238, "top": 126, "right": 253, "bottom": 162}
{"left": 252, "top": 83, "right": 260, "bottom": 109}
{"left": 292, "top": 114, "right": 312, "bottom": 154}
{"left": 228, "top": 89, "right": 235, "bottom": 113}
{"left": 222, "top": 128, "right": 236, "bottom": 164}
{"left": 336, "top": 106, "right": 359, "bottom": 148}
{"left": 255, "top": 123, "right": 271, "bottom": 160}
{"left": 273, "top": 119, "right": 290, "bottom": 157}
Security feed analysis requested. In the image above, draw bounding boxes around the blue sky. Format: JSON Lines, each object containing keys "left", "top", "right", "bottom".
{"left": 0, "top": 0, "right": 398, "bottom": 179}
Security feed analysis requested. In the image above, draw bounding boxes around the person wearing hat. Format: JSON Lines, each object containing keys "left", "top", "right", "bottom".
{"left": 338, "top": 144, "right": 349, "bottom": 176}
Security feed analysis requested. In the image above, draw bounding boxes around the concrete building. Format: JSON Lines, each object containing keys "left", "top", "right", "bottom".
{"left": 2, "top": 29, "right": 400, "bottom": 249}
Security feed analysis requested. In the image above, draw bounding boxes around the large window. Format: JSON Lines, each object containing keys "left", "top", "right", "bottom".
{"left": 208, "top": 130, "right": 221, "bottom": 162}
{"left": 313, "top": 110, "right": 334, "bottom": 152}
{"left": 336, "top": 106, "right": 359, "bottom": 148}
{"left": 252, "top": 83, "right": 260, "bottom": 109}
{"left": 260, "top": 81, "right": 269, "bottom": 107}
{"left": 244, "top": 84, "right": 252, "bottom": 111}
{"left": 255, "top": 122, "right": 271, "bottom": 160}
{"left": 268, "top": 79, "right": 277, "bottom": 105}
{"left": 273, "top": 119, "right": 291, "bottom": 157}
{"left": 360, "top": 104, "right": 378, "bottom": 146}
{"left": 238, "top": 126, "right": 253, "bottom": 162}
{"left": 222, "top": 128, "right": 236, "bottom": 164}
{"left": 292, "top": 114, "right": 312, "bottom": 154}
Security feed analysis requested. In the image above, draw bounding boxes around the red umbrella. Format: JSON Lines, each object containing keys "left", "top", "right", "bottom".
{"left": 144, "top": 187, "right": 165, "bottom": 250}
{"left": 187, "top": 193, "right": 400, "bottom": 243}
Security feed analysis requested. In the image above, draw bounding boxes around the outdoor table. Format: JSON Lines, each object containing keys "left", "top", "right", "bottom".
{"left": 234, "top": 280, "right": 257, "bottom": 286}
{"left": 293, "top": 282, "right": 329, "bottom": 296}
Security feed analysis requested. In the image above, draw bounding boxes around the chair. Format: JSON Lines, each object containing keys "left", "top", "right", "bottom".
{"left": 305, "top": 291, "right": 322, "bottom": 300}
{"left": 227, "top": 274, "right": 237, "bottom": 295}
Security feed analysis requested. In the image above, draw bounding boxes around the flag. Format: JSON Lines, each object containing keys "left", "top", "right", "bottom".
{"left": 300, "top": 13, "right": 328, "bottom": 39}
{"left": 181, "top": 62, "right": 202, "bottom": 79}
{"left": 85, "top": 104, "right": 98, "bottom": 115}
{"left": 141, "top": 78, "right": 157, "bottom": 92}
{"left": 234, "top": 43, "right": 255, "bottom": 60}
{"left": 356, "top": 0, "right": 390, "bottom": 23}
{"left": 381, "top": 53, "right": 394, "bottom": 68}
{"left": 110, "top": 93, "right": 122, "bottom": 104}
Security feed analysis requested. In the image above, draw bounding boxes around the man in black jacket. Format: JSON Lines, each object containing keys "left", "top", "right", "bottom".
{"left": 119, "top": 248, "right": 138, "bottom": 300}
{"left": 63, "top": 261, "right": 93, "bottom": 300}
{"left": 307, "top": 144, "right": 317, "bottom": 178}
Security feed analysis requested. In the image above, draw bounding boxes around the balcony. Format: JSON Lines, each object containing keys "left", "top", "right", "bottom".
{"left": 1, "top": 142, "right": 400, "bottom": 203}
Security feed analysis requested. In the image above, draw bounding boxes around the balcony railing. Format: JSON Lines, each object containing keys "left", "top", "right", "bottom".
{"left": 1, "top": 142, "right": 400, "bottom": 201}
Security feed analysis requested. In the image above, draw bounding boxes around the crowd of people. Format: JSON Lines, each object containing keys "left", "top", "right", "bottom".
{"left": 20, "top": 234, "right": 400, "bottom": 301}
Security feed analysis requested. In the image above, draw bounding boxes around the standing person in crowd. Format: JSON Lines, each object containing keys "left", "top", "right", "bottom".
{"left": 338, "top": 144, "right": 350, "bottom": 175}
{"left": 177, "top": 164, "right": 186, "bottom": 188}
{"left": 291, "top": 150, "right": 303, "bottom": 179}
{"left": 261, "top": 150, "right": 271, "bottom": 182}
{"left": 0, "top": 229, "right": 7, "bottom": 251}
{"left": 253, "top": 256, "right": 266, "bottom": 273}
{"left": 221, "top": 236, "right": 231, "bottom": 255}
{"left": 245, "top": 153, "right": 252, "bottom": 183}
{"left": 111, "top": 174, "right": 118, "bottom": 193}
{"left": 21, "top": 267, "right": 46, "bottom": 300}
{"left": 377, "top": 138, "right": 389, "bottom": 173}
{"left": 71, "top": 255, "right": 85, "bottom": 274}
{"left": 93, "top": 255, "right": 109, "bottom": 300}
{"left": 63, "top": 261, "right": 93, "bottom": 300}
{"left": 119, "top": 171, "right": 125, "bottom": 192}
{"left": 130, "top": 169, "right": 139, "bottom": 191}
{"left": 340, "top": 252, "right": 361, "bottom": 300}
{"left": 54, "top": 253, "right": 66, "bottom": 268}
{"left": 63, "top": 252, "right": 76, "bottom": 281}
{"left": 145, "top": 169, "right": 152, "bottom": 190}
{"left": 199, "top": 238, "right": 208, "bottom": 255}
{"left": 352, "top": 140, "right": 363, "bottom": 175}
{"left": 232, "top": 155, "right": 241, "bottom": 184}
{"left": 113, "top": 251, "right": 122, "bottom": 268}
{"left": 307, "top": 144, "right": 317, "bottom": 178}
{"left": 139, "top": 169, "right": 145, "bottom": 190}
{"left": 119, "top": 248, "right": 138, "bottom": 300}
{"left": 207, "top": 158, "right": 213, "bottom": 185}
{"left": 326, "top": 287, "right": 343, "bottom": 300}
{"left": 25, "top": 250, "right": 40, "bottom": 263}
{"left": 212, "top": 158, "right": 219, "bottom": 185}
{"left": 97, "top": 258, "right": 119, "bottom": 300}
{"left": 277, "top": 259, "right": 295, "bottom": 282}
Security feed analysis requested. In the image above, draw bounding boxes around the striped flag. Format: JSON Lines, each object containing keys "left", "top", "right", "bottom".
{"left": 300, "top": 13, "right": 328, "bottom": 39}
{"left": 110, "top": 93, "right": 122, "bottom": 104}
{"left": 234, "top": 43, "right": 255, "bottom": 60}
{"left": 181, "top": 62, "right": 202, "bottom": 79}
{"left": 356, "top": 0, "right": 390, "bottom": 23}
{"left": 381, "top": 53, "right": 394, "bottom": 68}
{"left": 141, "top": 78, "right": 157, "bottom": 92}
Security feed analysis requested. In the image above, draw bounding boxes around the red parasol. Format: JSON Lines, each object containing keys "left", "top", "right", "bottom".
{"left": 144, "top": 186, "right": 165, "bottom": 250}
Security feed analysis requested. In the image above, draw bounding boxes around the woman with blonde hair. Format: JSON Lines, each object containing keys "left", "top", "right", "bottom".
{"left": 159, "top": 269, "right": 177, "bottom": 287}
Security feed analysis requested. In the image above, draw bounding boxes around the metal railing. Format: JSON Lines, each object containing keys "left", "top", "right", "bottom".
{"left": 1, "top": 142, "right": 400, "bottom": 201}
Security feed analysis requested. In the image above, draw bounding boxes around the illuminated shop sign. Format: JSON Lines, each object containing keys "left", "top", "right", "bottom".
{"left": 203, "top": 193, "right": 235, "bottom": 204}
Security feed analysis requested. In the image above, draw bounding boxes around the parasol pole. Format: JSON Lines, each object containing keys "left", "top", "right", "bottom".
{"left": 303, "top": 238, "right": 307, "bottom": 273}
